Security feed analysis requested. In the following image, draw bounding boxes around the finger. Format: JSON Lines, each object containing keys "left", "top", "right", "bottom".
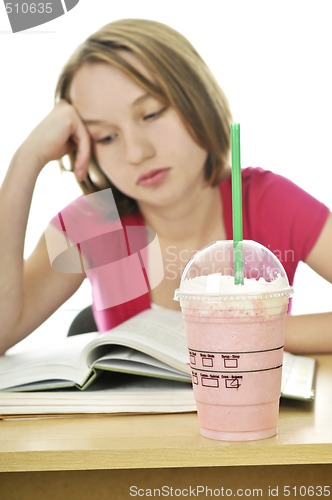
{"left": 72, "top": 121, "right": 91, "bottom": 181}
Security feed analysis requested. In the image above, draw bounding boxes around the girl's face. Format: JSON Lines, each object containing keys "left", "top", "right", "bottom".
{"left": 69, "top": 54, "right": 208, "bottom": 212}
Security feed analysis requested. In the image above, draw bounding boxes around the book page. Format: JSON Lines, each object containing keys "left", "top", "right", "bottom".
{"left": 0, "top": 375, "right": 196, "bottom": 416}
{"left": 0, "top": 332, "right": 99, "bottom": 391}
{"left": 84, "top": 308, "right": 191, "bottom": 375}
{"left": 281, "top": 352, "right": 316, "bottom": 400}
{"left": 93, "top": 347, "right": 191, "bottom": 382}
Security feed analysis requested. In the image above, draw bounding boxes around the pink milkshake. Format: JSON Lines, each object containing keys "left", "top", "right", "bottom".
{"left": 174, "top": 240, "right": 292, "bottom": 441}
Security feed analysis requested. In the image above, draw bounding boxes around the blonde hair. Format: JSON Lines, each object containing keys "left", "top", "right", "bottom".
{"left": 56, "top": 18, "right": 233, "bottom": 215}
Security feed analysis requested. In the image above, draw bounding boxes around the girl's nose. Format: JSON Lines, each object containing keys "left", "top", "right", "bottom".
{"left": 124, "top": 127, "right": 155, "bottom": 165}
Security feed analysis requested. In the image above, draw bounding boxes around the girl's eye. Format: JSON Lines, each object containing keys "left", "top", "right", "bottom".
{"left": 143, "top": 107, "right": 167, "bottom": 121}
{"left": 96, "top": 134, "right": 116, "bottom": 145}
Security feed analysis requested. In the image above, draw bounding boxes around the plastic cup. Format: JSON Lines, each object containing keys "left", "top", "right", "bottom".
{"left": 174, "top": 240, "right": 293, "bottom": 441}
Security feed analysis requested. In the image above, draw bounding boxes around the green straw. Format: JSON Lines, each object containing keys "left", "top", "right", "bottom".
{"left": 230, "top": 123, "right": 244, "bottom": 285}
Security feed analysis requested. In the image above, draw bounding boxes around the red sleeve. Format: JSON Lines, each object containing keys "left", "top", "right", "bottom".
{"left": 221, "top": 167, "right": 330, "bottom": 285}
{"left": 243, "top": 167, "right": 329, "bottom": 260}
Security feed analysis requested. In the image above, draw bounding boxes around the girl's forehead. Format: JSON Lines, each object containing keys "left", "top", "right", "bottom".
{"left": 69, "top": 62, "right": 158, "bottom": 121}
{"left": 69, "top": 51, "right": 156, "bottom": 102}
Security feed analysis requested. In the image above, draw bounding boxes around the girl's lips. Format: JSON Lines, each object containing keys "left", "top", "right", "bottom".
{"left": 137, "top": 168, "right": 171, "bottom": 187}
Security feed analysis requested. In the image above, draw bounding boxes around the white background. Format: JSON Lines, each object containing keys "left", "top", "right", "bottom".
{"left": 0, "top": 0, "right": 331, "bottom": 350}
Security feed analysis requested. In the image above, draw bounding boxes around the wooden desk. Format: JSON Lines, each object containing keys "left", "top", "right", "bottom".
{"left": 0, "top": 355, "right": 331, "bottom": 499}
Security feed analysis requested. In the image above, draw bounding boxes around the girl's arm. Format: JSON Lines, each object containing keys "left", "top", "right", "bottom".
{"left": 285, "top": 212, "right": 332, "bottom": 353}
{"left": 0, "top": 101, "right": 91, "bottom": 353}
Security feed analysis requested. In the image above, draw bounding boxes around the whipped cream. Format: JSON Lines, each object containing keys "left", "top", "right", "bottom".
{"left": 179, "top": 273, "right": 290, "bottom": 296}
{"left": 174, "top": 273, "right": 293, "bottom": 315}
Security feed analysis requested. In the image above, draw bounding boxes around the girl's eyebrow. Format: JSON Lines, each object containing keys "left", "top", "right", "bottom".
{"left": 82, "top": 93, "right": 151, "bottom": 125}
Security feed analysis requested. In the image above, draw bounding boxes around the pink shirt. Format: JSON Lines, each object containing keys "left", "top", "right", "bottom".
{"left": 220, "top": 167, "right": 329, "bottom": 286}
{"left": 49, "top": 167, "right": 330, "bottom": 331}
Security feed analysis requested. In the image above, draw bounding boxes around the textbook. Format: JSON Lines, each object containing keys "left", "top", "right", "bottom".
{"left": 0, "top": 376, "right": 197, "bottom": 417}
{"left": 0, "top": 308, "right": 316, "bottom": 417}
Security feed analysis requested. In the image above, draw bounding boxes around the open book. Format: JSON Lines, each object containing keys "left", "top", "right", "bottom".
{"left": 0, "top": 308, "right": 316, "bottom": 416}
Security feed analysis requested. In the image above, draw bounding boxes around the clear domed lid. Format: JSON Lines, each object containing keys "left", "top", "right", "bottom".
{"left": 174, "top": 240, "right": 293, "bottom": 301}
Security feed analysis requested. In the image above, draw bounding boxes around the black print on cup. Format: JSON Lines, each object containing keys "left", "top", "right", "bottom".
{"left": 201, "top": 375, "right": 219, "bottom": 388}
{"left": 224, "top": 376, "right": 242, "bottom": 389}
{"left": 4, "top": 0, "right": 80, "bottom": 33}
